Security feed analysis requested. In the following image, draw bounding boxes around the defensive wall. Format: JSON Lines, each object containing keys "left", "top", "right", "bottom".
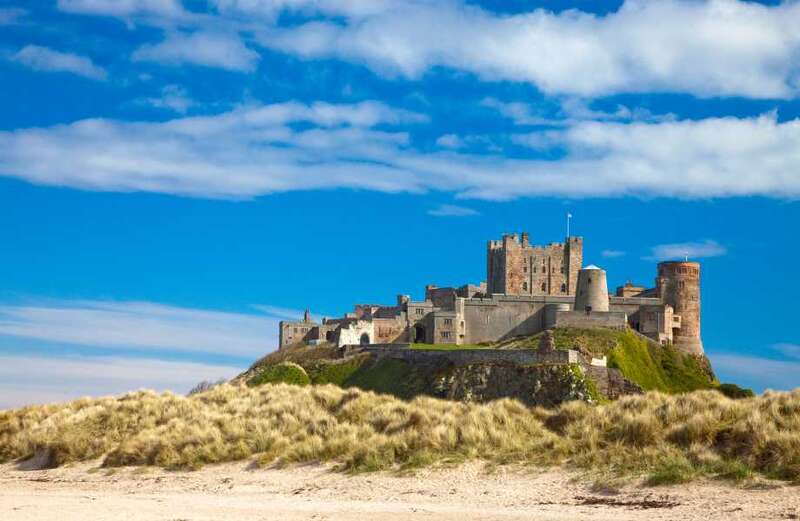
{"left": 363, "top": 344, "right": 579, "bottom": 366}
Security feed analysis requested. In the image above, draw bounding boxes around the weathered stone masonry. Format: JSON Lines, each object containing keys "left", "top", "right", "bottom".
{"left": 278, "top": 231, "right": 704, "bottom": 356}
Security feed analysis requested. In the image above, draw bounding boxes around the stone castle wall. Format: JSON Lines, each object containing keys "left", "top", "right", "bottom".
{"left": 487, "top": 234, "right": 582, "bottom": 297}
{"left": 365, "top": 344, "right": 578, "bottom": 366}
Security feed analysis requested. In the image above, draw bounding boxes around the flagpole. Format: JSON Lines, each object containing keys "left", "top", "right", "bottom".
{"left": 566, "top": 213, "right": 572, "bottom": 238}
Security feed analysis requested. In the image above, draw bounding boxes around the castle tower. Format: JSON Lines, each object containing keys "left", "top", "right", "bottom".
{"left": 573, "top": 265, "right": 609, "bottom": 312}
{"left": 486, "top": 232, "right": 583, "bottom": 296}
{"left": 657, "top": 261, "right": 703, "bottom": 355}
{"left": 303, "top": 309, "right": 312, "bottom": 323}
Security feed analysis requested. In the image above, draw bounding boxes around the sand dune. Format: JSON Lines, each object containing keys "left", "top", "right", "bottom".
{"left": 1, "top": 460, "right": 798, "bottom": 521}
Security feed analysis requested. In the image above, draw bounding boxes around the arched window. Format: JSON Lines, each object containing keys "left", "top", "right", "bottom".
{"left": 541, "top": 282, "right": 547, "bottom": 291}
{"left": 522, "top": 282, "right": 528, "bottom": 291}
{"left": 561, "top": 283, "right": 566, "bottom": 293}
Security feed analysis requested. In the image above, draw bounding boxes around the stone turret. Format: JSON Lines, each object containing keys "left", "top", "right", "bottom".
{"left": 657, "top": 261, "right": 703, "bottom": 355}
{"left": 573, "top": 265, "right": 609, "bottom": 313}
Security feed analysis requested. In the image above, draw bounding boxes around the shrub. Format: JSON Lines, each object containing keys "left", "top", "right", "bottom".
{"left": 646, "top": 455, "right": 696, "bottom": 485}
{"left": 247, "top": 362, "right": 310, "bottom": 387}
{"left": 188, "top": 378, "right": 227, "bottom": 396}
{"left": 717, "top": 383, "right": 755, "bottom": 399}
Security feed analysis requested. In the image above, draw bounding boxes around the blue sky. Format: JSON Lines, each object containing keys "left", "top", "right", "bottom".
{"left": 1, "top": 0, "right": 799, "bottom": 407}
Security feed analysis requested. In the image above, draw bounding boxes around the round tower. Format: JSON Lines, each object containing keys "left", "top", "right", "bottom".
{"left": 573, "top": 265, "right": 609, "bottom": 312}
{"left": 657, "top": 261, "right": 703, "bottom": 355}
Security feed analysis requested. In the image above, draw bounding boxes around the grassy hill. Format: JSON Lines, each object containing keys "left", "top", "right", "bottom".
{"left": 529, "top": 328, "right": 718, "bottom": 393}
{"left": 240, "top": 327, "right": 719, "bottom": 401}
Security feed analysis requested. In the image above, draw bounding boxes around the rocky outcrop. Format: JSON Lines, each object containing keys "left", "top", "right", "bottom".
{"left": 430, "top": 362, "right": 597, "bottom": 407}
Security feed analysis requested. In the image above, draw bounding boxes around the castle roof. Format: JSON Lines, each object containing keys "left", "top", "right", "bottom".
{"left": 583, "top": 264, "right": 603, "bottom": 270}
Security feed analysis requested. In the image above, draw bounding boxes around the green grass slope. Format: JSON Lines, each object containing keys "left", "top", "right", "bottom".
{"left": 241, "top": 327, "right": 720, "bottom": 400}
{"left": 241, "top": 345, "right": 428, "bottom": 399}
{"left": 532, "top": 327, "right": 718, "bottom": 393}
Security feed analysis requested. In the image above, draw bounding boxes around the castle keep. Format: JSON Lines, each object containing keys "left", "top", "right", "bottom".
{"left": 279, "top": 232, "right": 704, "bottom": 356}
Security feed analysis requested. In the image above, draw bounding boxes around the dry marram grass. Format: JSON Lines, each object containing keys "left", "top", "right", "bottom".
{"left": 1, "top": 384, "right": 799, "bottom": 482}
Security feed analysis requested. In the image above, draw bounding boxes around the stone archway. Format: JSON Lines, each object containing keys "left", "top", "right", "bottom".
{"left": 414, "top": 325, "right": 426, "bottom": 343}
{"left": 359, "top": 333, "right": 370, "bottom": 346}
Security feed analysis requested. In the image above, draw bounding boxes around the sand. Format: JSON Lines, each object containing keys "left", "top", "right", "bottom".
{"left": 1, "top": 460, "right": 798, "bottom": 521}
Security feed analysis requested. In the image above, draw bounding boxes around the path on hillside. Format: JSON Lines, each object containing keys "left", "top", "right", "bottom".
{"left": 1, "top": 461, "right": 797, "bottom": 520}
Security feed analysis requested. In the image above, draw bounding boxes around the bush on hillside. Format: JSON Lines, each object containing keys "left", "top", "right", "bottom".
{"left": 247, "top": 362, "right": 310, "bottom": 387}
{"left": 717, "top": 383, "right": 755, "bottom": 399}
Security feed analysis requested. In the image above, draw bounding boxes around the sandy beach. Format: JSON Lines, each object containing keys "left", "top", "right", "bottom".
{"left": 1, "top": 460, "right": 797, "bottom": 521}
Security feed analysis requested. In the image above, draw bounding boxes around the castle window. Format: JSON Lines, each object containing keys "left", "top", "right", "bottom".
{"left": 533, "top": 266, "right": 537, "bottom": 273}
{"left": 522, "top": 282, "right": 528, "bottom": 291}
{"left": 441, "top": 331, "right": 451, "bottom": 339}
{"left": 561, "top": 283, "right": 566, "bottom": 293}
{"left": 523, "top": 266, "right": 527, "bottom": 273}
{"left": 560, "top": 266, "right": 564, "bottom": 274}
{"left": 444, "top": 318, "right": 452, "bottom": 326}
{"left": 416, "top": 308, "right": 424, "bottom": 315}
{"left": 541, "top": 283, "right": 547, "bottom": 291}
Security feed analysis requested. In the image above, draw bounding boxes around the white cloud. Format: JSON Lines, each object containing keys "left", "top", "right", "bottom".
{"left": 133, "top": 31, "right": 260, "bottom": 72}
{"left": 2, "top": 104, "right": 800, "bottom": 201}
{"left": 710, "top": 353, "right": 800, "bottom": 392}
{"left": 50, "top": 0, "right": 800, "bottom": 98}
{"left": 259, "top": 0, "right": 800, "bottom": 99}
{"left": 0, "top": 299, "right": 281, "bottom": 357}
{"left": 427, "top": 204, "right": 479, "bottom": 217}
{"left": 0, "top": 354, "right": 242, "bottom": 410}
{"left": 772, "top": 343, "right": 800, "bottom": 360}
{"left": 11, "top": 45, "right": 107, "bottom": 81}
{"left": 140, "top": 84, "right": 196, "bottom": 114}
{"left": 481, "top": 98, "right": 556, "bottom": 126}
{"left": 601, "top": 249, "right": 626, "bottom": 258}
{"left": 645, "top": 240, "right": 727, "bottom": 261}
{"left": 435, "top": 134, "right": 464, "bottom": 149}
{"left": 251, "top": 304, "right": 305, "bottom": 321}
{"left": 0, "top": 7, "right": 26, "bottom": 24}
{"left": 210, "top": 0, "right": 395, "bottom": 20}
{"left": 58, "top": 0, "right": 186, "bottom": 19}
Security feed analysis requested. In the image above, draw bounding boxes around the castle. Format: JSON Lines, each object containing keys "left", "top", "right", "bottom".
{"left": 279, "top": 232, "right": 704, "bottom": 356}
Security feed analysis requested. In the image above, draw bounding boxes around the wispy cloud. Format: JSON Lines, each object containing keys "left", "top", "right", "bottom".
{"left": 645, "top": 240, "right": 727, "bottom": 261}
{"left": 2, "top": 106, "right": 800, "bottom": 201}
{"left": 133, "top": 31, "right": 260, "bottom": 72}
{"left": 602, "top": 249, "right": 626, "bottom": 258}
{"left": 259, "top": 0, "right": 800, "bottom": 99}
{"left": 53, "top": 0, "right": 800, "bottom": 99}
{"left": 772, "top": 343, "right": 800, "bottom": 360}
{"left": 435, "top": 134, "right": 464, "bottom": 149}
{"left": 710, "top": 353, "right": 800, "bottom": 393}
{"left": 252, "top": 304, "right": 305, "bottom": 321}
{"left": 139, "top": 84, "right": 196, "bottom": 114}
{"left": 0, "top": 7, "right": 26, "bottom": 25}
{"left": 427, "top": 204, "right": 479, "bottom": 217}
{"left": 0, "top": 354, "right": 242, "bottom": 410}
{"left": 58, "top": 0, "right": 186, "bottom": 19}
{"left": 10, "top": 45, "right": 107, "bottom": 80}
{"left": 0, "top": 299, "right": 278, "bottom": 357}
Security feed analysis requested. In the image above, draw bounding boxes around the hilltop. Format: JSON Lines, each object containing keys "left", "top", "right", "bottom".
{"left": 237, "top": 327, "right": 724, "bottom": 406}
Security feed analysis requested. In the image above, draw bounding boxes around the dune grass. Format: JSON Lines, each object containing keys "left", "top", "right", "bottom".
{"left": 2, "top": 384, "right": 799, "bottom": 484}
